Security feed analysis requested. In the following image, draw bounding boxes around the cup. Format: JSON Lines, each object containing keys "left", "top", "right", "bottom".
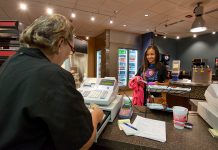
{"left": 172, "top": 106, "right": 188, "bottom": 129}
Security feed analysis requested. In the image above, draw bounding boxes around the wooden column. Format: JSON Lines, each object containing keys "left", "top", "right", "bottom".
{"left": 87, "top": 37, "right": 96, "bottom": 77}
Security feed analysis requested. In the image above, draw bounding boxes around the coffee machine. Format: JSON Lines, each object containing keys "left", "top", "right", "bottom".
{"left": 192, "top": 58, "right": 212, "bottom": 83}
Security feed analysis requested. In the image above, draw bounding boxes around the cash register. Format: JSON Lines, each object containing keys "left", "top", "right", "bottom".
{"left": 198, "top": 84, "right": 218, "bottom": 130}
{"left": 78, "top": 77, "right": 123, "bottom": 142}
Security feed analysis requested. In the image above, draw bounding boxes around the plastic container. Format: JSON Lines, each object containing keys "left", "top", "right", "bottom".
{"left": 173, "top": 106, "right": 188, "bottom": 129}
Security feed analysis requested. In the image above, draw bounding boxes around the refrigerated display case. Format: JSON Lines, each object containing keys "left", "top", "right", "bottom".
{"left": 118, "top": 48, "right": 138, "bottom": 87}
{"left": 96, "top": 50, "right": 101, "bottom": 78}
{"left": 128, "top": 50, "right": 138, "bottom": 80}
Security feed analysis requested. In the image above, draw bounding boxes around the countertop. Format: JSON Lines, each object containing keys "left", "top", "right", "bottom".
{"left": 92, "top": 106, "right": 218, "bottom": 150}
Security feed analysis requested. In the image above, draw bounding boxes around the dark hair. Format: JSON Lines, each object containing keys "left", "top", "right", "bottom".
{"left": 141, "top": 45, "right": 161, "bottom": 71}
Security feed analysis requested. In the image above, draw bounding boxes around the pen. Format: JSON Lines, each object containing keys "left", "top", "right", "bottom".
{"left": 123, "top": 123, "right": 138, "bottom": 131}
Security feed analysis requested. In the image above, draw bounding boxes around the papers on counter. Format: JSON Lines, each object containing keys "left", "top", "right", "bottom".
{"left": 132, "top": 116, "right": 166, "bottom": 142}
{"left": 120, "top": 123, "right": 137, "bottom": 136}
{"left": 119, "top": 115, "right": 166, "bottom": 142}
{"left": 208, "top": 128, "right": 218, "bottom": 138}
{"left": 147, "top": 103, "right": 164, "bottom": 110}
{"left": 118, "top": 119, "right": 131, "bottom": 130}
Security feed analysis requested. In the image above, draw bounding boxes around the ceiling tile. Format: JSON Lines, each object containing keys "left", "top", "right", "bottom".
{"left": 1, "top": 0, "right": 218, "bottom": 38}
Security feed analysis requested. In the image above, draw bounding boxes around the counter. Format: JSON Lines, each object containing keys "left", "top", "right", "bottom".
{"left": 91, "top": 106, "right": 218, "bottom": 150}
{"left": 166, "top": 79, "right": 214, "bottom": 109}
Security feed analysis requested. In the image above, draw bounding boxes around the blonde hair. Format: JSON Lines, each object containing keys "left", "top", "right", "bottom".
{"left": 20, "top": 14, "right": 74, "bottom": 54}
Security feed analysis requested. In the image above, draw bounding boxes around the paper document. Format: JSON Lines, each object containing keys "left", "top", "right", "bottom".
{"left": 208, "top": 128, "right": 218, "bottom": 138}
{"left": 118, "top": 119, "right": 131, "bottom": 130}
{"left": 132, "top": 115, "right": 166, "bottom": 142}
{"left": 120, "top": 123, "right": 138, "bottom": 136}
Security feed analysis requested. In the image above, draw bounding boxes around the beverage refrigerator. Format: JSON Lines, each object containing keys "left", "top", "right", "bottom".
{"left": 96, "top": 50, "right": 102, "bottom": 78}
{"left": 118, "top": 48, "right": 138, "bottom": 87}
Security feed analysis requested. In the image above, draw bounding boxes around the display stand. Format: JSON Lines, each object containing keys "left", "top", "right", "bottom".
{"left": 146, "top": 85, "right": 191, "bottom": 111}
{"left": 147, "top": 85, "right": 191, "bottom": 94}
{"left": 0, "top": 21, "right": 20, "bottom": 66}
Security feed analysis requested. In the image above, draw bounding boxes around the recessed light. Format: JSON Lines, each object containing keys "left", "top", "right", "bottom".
{"left": 163, "top": 36, "right": 167, "bottom": 39}
{"left": 193, "top": 34, "right": 197, "bottom": 38}
{"left": 86, "top": 36, "right": 89, "bottom": 40}
{"left": 144, "top": 14, "right": 149, "bottom": 17}
{"left": 91, "top": 17, "right": 95, "bottom": 21}
{"left": 46, "top": 8, "right": 53, "bottom": 15}
{"left": 176, "top": 36, "right": 180, "bottom": 39}
{"left": 109, "top": 20, "right": 113, "bottom": 24}
{"left": 123, "top": 24, "right": 127, "bottom": 27}
{"left": 212, "top": 31, "right": 216, "bottom": 35}
{"left": 71, "top": 13, "right": 76, "bottom": 18}
{"left": 19, "top": 3, "right": 27, "bottom": 11}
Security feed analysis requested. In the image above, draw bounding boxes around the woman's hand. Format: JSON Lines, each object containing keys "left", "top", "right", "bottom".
{"left": 91, "top": 105, "right": 104, "bottom": 123}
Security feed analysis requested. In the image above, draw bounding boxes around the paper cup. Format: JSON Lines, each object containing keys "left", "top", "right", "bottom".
{"left": 173, "top": 106, "right": 188, "bottom": 129}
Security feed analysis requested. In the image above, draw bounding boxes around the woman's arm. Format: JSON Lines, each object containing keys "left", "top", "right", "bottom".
{"left": 80, "top": 108, "right": 104, "bottom": 150}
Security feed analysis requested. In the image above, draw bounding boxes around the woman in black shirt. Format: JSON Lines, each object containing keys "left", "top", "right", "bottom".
{"left": 0, "top": 14, "right": 103, "bottom": 150}
{"left": 136, "top": 45, "right": 168, "bottom": 105}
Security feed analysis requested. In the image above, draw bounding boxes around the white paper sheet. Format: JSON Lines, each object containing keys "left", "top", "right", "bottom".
{"left": 132, "top": 115, "right": 166, "bottom": 142}
{"left": 120, "top": 123, "right": 138, "bottom": 136}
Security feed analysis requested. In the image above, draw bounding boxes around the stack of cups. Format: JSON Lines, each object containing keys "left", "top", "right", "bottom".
{"left": 172, "top": 106, "right": 188, "bottom": 129}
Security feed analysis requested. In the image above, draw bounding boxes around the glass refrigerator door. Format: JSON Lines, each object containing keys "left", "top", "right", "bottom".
{"left": 128, "top": 50, "right": 138, "bottom": 80}
{"left": 96, "top": 50, "right": 101, "bottom": 78}
{"left": 118, "top": 49, "right": 128, "bottom": 86}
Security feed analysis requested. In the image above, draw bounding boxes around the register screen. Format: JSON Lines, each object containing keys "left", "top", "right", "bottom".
{"left": 99, "top": 79, "right": 115, "bottom": 86}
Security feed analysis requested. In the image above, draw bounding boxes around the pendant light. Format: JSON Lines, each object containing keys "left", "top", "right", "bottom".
{"left": 190, "top": 3, "right": 207, "bottom": 33}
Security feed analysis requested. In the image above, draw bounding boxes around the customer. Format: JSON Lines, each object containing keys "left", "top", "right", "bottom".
{"left": 0, "top": 14, "right": 104, "bottom": 150}
{"left": 136, "top": 45, "right": 168, "bottom": 105}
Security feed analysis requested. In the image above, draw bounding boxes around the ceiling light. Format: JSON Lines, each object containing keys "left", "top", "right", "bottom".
{"left": 19, "top": 3, "right": 27, "bottom": 11}
{"left": 71, "top": 13, "right": 76, "bottom": 18}
{"left": 123, "top": 24, "right": 127, "bottom": 27}
{"left": 193, "top": 34, "right": 197, "bottom": 38}
{"left": 176, "top": 36, "right": 180, "bottom": 39}
{"left": 190, "top": 3, "right": 207, "bottom": 33}
{"left": 86, "top": 36, "right": 89, "bottom": 40}
{"left": 91, "top": 17, "right": 95, "bottom": 21}
{"left": 163, "top": 36, "right": 167, "bottom": 39}
{"left": 212, "top": 31, "right": 216, "bottom": 35}
{"left": 46, "top": 8, "right": 53, "bottom": 15}
{"left": 190, "top": 16, "right": 207, "bottom": 32}
{"left": 144, "top": 14, "right": 149, "bottom": 17}
{"left": 109, "top": 20, "right": 113, "bottom": 24}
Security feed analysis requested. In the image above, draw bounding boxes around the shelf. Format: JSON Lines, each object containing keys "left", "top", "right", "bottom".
{"left": 147, "top": 85, "right": 191, "bottom": 94}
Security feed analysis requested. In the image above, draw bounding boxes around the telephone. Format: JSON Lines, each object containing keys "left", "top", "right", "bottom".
{"left": 78, "top": 77, "right": 118, "bottom": 106}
